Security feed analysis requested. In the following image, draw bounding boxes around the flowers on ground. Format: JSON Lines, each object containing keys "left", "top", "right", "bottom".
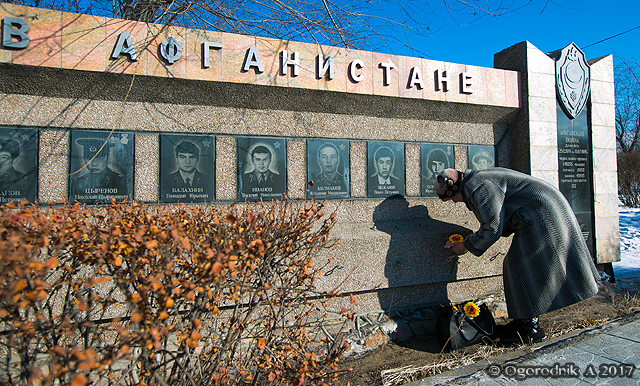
{"left": 463, "top": 301, "right": 480, "bottom": 318}
{"left": 452, "top": 301, "right": 481, "bottom": 318}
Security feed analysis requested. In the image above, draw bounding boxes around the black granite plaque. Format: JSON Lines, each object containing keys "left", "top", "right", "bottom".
{"left": 69, "top": 130, "right": 133, "bottom": 204}
{"left": 557, "top": 102, "right": 595, "bottom": 257}
{"left": 306, "top": 139, "right": 349, "bottom": 199}
{"left": 0, "top": 127, "right": 37, "bottom": 203}
{"left": 237, "top": 137, "right": 286, "bottom": 201}
{"left": 367, "top": 141, "right": 405, "bottom": 198}
{"left": 160, "top": 134, "right": 215, "bottom": 203}
{"left": 468, "top": 145, "right": 495, "bottom": 170}
{"left": 421, "top": 143, "right": 454, "bottom": 197}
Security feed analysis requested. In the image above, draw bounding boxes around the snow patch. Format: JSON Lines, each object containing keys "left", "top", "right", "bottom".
{"left": 614, "top": 206, "right": 640, "bottom": 277}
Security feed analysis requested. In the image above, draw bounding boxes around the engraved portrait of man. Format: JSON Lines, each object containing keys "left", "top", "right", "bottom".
{"left": 367, "top": 142, "right": 405, "bottom": 198}
{"left": 69, "top": 131, "right": 132, "bottom": 204}
{"left": 421, "top": 144, "right": 454, "bottom": 197}
{"left": 0, "top": 127, "right": 37, "bottom": 203}
{"left": 307, "top": 139, "right": 349, "bottom": 199}
{"left": 160, "top": 134, "right": 214, "bottom": 203}
{"left": 468, "top": 145, "right": 495, "bottom": 170}
{"left": 237, "top": 137, "right": 286, "bottom": 201}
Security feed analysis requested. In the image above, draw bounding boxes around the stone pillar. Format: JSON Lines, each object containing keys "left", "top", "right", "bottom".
{"left": 494, "top": 41, "right": 559, "bottom": 185}
{"left": 589, "top": 55, "right": 620, "bottom": 263}
{"left": 495, "top": 42, "right": 620, "bottom": 265}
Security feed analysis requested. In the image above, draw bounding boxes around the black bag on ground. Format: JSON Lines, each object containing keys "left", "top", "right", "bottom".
{"left": 435, "top": 303, "right": 495, "bottom": 350}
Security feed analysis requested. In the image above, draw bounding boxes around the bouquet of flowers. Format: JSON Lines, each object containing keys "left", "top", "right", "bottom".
{"left": 445, "top": 233, "right": 467, "bottom": 273}
{"left": 436, "top": 300, "right": 495, "bottom": 350}
{"left": 452, "top": 301, "right": 481, "bottom": 318}
{"left": 445, "top": 234, "right": 467, "bottom": 252}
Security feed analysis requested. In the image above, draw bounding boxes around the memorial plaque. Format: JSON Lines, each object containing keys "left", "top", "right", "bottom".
{"left": 307, "top": 139, "right": 349, "bottom": 199}
{"left": 367, "top": 141, "right": 405, "bottom": 198}
{"left": 69, "top": 130, "right": 133, "bottom": 204}
{"left": 0, "top": 127, "right": 37, "bottom": 203}
{"left": 468, "top": 145, "right": 495, "bottom": 170}
{"left": 421, "top": 143, "right": 454, "bottom": 197}
{"left": 237, "top": 137, "right": 286, "bottom": 201}
{"left": 557, "top": 103, "right": 595, "bottom": 257}
{"left": 160, "top": 134, "right": 215, "bottom": 203}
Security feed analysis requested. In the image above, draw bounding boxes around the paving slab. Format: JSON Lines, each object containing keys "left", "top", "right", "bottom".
{"left": 407, "top": 316, "right": 640, "bottom": 386}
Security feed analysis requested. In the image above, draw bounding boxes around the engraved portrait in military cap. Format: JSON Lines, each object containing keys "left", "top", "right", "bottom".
{"left": 367, "top": 141, "right": 405, "bottom": 198}
{"left": 306, "top": 139, "right": 349, "bottom": 199}
{"left": 468, "top": 145, "right": 495, "bottom": 170}
{"left": 549, "top": 43, "right": 591, "bottom": 120}
{"left": 421, "top": 143, "right": 454, "bottom": 197}
{"left": 69, "top": 130, "right": 133, "bottom": 204}
{"left": 237, "top": 136, "right": 286, "bottom": 201}
{"left": 160, "top": 134, "right": 215, "bottom": 203}
{"left": 0, "top": 127, "right": 37, "bottom": 203}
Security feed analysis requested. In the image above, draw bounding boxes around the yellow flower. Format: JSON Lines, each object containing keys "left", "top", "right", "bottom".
{"left": 445, "top": 234, "right": 468, "bottom": 254}
{"left": 449, "top": 234, "right": 464, "bottom": 243}
{"left": 463, "top": 302, "right": 480, "bottom": 318}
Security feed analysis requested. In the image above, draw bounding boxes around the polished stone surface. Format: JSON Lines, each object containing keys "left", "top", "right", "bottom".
{"left": 411, "top": 317, "right": 640, "bottom": 386}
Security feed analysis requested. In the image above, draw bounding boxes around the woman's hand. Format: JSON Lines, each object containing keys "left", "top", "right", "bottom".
{"left": 450, "top": 241, "right": 468, "bottom": 255}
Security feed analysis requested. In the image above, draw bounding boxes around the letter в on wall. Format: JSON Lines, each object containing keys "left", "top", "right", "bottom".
{"left": 243, "top": 46, "right": 264, "bottom": 73}
{"left": 281, "top": 50, "right": 299, "bottom": 76}
{"left": 111, "top": 31, "right": 137, "bottom": 61}
{"left": 317, "top": 54, "right": 334, "bottom": 80}
{"left": 2, "top": 17, "right": 30, "bottom": 49}
{"left": 202, "top": 42, "right": 222, "bottom": 68}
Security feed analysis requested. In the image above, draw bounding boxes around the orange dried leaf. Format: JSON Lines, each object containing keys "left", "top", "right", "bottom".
{"left": 13, "top": 280, "right": 27, "bottom": 293}
{"left": 53, "top": 345, "right": 67, "bottom": 357}
{"left": 46, "top": 256, "right": 58, "bottom": 269}
{"left": 212, "top": 262, "right": 223, "bottom": 274}
{"left": 130, "top": 313, "right": 143, "bottom": 323}
{"left": 257, "top": 337, "right": 266, "bottom": 350}
{"left": 349, "top": 294, "right": 359, "bottom": 305}
{"left": 70, "top": 374, "right": 88, "bottom": 386}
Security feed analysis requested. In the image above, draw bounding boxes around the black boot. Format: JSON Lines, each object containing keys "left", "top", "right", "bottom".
{"left": 500, "top": 317, "right": 545, "bottom": 346}
{"left": 493, "top": 319, "right": 519, "bottom": 339}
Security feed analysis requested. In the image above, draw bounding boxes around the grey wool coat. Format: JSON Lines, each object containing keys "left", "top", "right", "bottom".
{"left": 461, "top": 168, "right": 599, "bottom": 319}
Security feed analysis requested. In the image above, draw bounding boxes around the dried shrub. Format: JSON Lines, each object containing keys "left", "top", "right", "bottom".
{"left": 618, "top": 150, "right": 640, "bottom": 207}
{"left": 0, "top": 199, "right": 348, "bottom": 385}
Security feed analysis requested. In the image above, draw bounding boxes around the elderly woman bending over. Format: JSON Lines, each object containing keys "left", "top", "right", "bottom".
{"left": 434, "top": 168, "right": 599, "bottom": 345}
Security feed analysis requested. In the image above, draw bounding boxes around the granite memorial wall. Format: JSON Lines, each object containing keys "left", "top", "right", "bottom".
{"left": 0, "top": 4, "right": 619, "bottom": 312}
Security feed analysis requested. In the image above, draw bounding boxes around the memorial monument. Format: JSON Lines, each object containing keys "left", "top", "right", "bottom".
{"left": 0, "top": 4, "right": 619, "bottom": 315}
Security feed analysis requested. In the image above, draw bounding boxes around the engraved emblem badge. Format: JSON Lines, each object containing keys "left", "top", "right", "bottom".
{"left": 551, "top": 43, "right": 590, "bottom": 119}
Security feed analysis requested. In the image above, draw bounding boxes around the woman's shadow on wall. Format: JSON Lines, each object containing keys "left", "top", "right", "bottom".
{"left": 373, "top": 195, "right": 471, "bottom": 350}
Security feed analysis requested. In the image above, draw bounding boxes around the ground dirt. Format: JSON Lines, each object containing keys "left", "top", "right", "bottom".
{"left": 336, "top": 277, "right": 640, "bottom": 386}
